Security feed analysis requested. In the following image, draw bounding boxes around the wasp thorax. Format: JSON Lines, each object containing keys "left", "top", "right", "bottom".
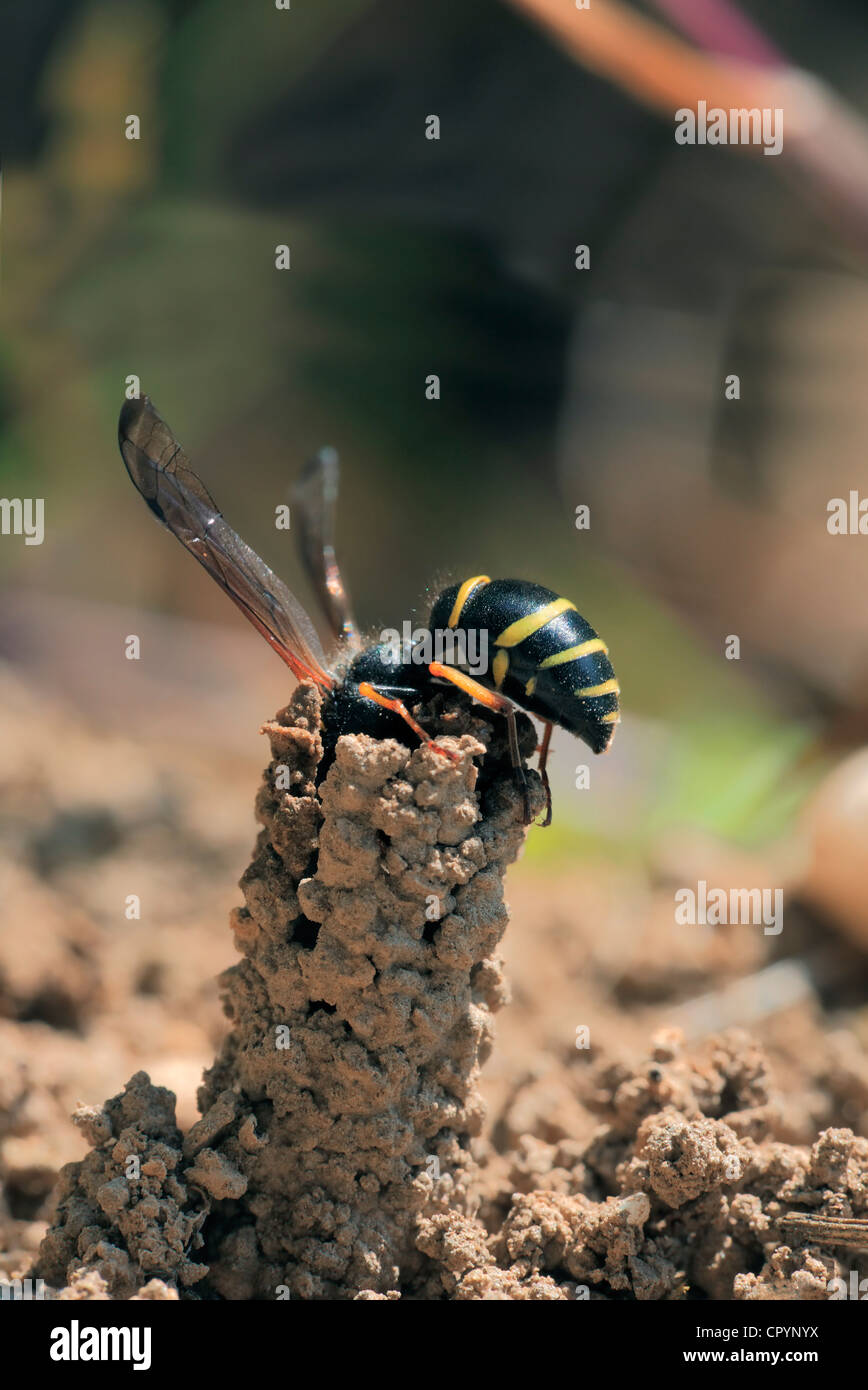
{"left": 378, "top": 621, "right": 489, "bottom": 677}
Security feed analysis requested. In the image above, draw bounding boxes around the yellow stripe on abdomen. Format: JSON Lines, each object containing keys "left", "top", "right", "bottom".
{"left": 538, "top": 637, "right": 608, "bottom": 670}
{"left": 492, "top": 648, "right": 509, "bottom": 688}
{"left": 494, "top": 597, "right": 576, "bottom": 648}
{"left": 447, "top": 575, "right": 490, "bottom": 629}
{"left": 575, "top": 677, "right": 620, "bottom": 699}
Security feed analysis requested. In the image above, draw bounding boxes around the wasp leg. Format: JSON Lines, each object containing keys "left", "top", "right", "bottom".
{"left": 357, "top": 682, "right": 461, "bottom": 761}
{"left": 427, "top": 662, "right": 535, "bottom": 825}
{"left": 537, "top": 720, "right": 554, "bottom": 828}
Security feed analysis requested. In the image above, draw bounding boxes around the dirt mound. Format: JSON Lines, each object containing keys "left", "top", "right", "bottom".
{"left": 20, "top": 684, "right": 868, "bottom": 1299}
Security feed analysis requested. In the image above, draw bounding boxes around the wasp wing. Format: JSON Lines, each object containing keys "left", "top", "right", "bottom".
{"left": 118, "top": 396, "right": 333, "bottom": 691}
{"left": 290, "top": 447, "right": 359, "bottom": 649}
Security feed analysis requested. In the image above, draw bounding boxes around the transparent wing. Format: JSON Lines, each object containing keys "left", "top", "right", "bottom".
{"left": 290, "top": 447, "right": 360, "bottom": 649}
{"left": 118, "top": 396, "right": 334, "bottom": 691}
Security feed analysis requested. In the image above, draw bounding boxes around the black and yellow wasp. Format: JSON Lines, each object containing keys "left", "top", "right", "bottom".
{"left": 118, "top": 397, "right": 620, "bottom": 825}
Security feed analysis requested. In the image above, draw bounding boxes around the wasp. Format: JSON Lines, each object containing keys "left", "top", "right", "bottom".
{"left": 118, "top": 397, "right": 620, "bottom": 826}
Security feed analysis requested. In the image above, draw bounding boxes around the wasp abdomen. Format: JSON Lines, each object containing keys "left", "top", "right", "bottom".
{"left": 430, "top": 577, "right": 619, "bottom": 753}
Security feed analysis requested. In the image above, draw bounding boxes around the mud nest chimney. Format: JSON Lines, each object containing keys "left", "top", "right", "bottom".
{"left": 198, "top": 683, "right": 541, "bottom": 1298}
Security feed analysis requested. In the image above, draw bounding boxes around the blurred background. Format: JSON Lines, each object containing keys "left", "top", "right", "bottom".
{"left": 4, "top": 0, "right": 868, "bottom": 1259}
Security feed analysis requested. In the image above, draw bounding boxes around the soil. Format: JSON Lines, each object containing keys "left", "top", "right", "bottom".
{"left": 2, "top": 663, "right": 868, "bottom": 1300}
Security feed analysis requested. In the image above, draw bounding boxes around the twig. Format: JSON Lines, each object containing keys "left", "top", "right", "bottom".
{"left": 780, "top": 1214, "right": 868, "bottom": 1249}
